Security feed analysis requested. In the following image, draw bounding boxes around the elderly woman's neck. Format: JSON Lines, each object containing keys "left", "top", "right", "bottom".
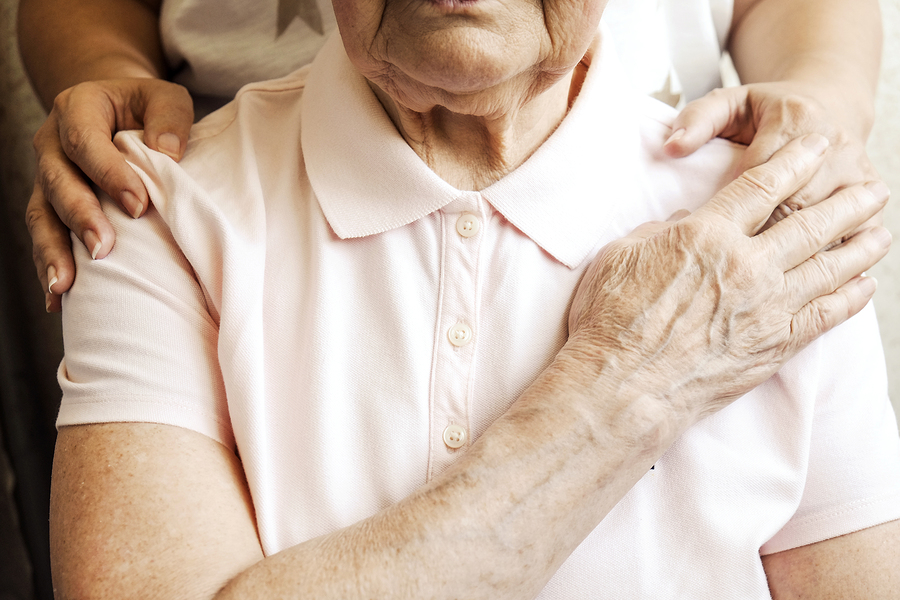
{"left": 370, "top": 72, "right": 578, "bottom": 191}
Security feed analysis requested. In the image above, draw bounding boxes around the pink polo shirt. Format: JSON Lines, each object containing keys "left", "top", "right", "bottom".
{"left": 58, "top": 30, "right": 900, "bottom": 598}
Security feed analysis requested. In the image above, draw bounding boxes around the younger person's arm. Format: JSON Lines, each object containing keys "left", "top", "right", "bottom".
{"left": 666, "top": 0, "right": 883, "bottom": 222}
{"left": 18, "top": 0, "right": 193, "bottom": 310}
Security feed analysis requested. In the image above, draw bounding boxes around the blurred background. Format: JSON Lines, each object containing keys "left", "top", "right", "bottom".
{"left": 1, "top": 0, "right": 898, "bottom": 597}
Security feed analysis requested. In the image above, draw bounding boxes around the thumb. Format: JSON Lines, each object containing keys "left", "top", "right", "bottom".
{"left": 734, "top": 128, "right": 787, "bottom": 177}
{"left": 663, "top": 87, "right": 752, "bottom": 158}
{"left": 140, "top": 82, "right": 194, "bottom": 162}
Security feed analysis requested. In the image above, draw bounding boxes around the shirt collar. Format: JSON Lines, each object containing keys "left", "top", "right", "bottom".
{"left": 301, "top": 25, "right": 642, "bottom": 269}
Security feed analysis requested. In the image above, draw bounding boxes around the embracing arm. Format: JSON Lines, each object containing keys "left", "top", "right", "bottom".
{"left": 666, "top": 0, "right": 882, "bottom": 219}
{"left": 730, "top": 0, "right": 881, "bottom": 141}
{"left": 18, "top": 0, "right": 166, "bottom": 108}
{"left": 18, "top": 0, "right": 192, "bottom": 309}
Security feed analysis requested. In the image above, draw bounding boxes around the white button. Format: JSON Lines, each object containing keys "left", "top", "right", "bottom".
{"left": 442, "top": 424, "right": 468, "bottom": 449}
{"left": 448, "top": 322, "right": 473, "bottom": 347}
{"left": 456, "top": 213, "right": 481, "bottom": 238}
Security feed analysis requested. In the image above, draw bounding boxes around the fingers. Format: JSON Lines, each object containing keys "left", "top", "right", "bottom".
{"left": 761, "top": 181, "right": 890, "bottom": 269}
{"left": 140, "top": 81, "right": 194, "bottom": 162}
{"left": 737, "top": 128, "right": 786, "bottom": 174}
{"left": 663, "top": 87, "right": 752, "bottom": 158}
{"left": 785, "top": 226, "right": 891, "bottom": 312}
{"left": 25, "top": 184, "right": 76, "bottom": 312}
{"left": 789, "top": 275, "right": 879, "bottom": 352}
{"left": 699, "top": 133, "right": 829, "bottom": 234}
{"left": 55, "top": 86, "right": 150, "bottom": 219}
{"left": 34, "top": 117, "right": 117, "bottom": 260}
{"left": 27, "top": 78, "right": 191, "bottom": 310}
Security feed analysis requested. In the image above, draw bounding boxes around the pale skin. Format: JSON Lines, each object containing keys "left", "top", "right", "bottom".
{"left": 48, "top": 0, "right": 898, "bottom": 595}
{"left": 16, "top": 0, "right": 886, "bottom": 310}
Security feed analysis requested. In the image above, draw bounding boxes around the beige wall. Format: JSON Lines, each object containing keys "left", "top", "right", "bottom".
{"left": 869, "top": 0, "right": 900, "bottom": 422}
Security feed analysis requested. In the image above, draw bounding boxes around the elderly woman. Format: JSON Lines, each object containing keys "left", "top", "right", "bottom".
{"left": 20, "top": 0, "right": 884, "bottom": 308}
{"left": 50, "top": 0, "right": 898, "bottom": 598}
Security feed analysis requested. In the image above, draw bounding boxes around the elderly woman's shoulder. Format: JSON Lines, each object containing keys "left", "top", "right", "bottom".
{"left": 188, "top": 64, "right": 315, "bottom": 147}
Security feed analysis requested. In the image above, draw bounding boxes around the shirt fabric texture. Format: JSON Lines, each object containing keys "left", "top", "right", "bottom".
{"left": 59, "top": 27, "right": 900, "bottom": 599}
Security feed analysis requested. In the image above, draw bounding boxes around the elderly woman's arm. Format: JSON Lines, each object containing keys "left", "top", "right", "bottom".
{"left": 666, "top": 0, "right": 882, "bottom": 215}
{"left": 762, "top": 520, "right": 900, "bottom": 599}
{"left": 50, "top": 137, "right": 893, "bottom": 600}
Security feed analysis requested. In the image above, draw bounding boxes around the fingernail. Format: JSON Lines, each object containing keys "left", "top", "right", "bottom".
{"left": 801, "top": 133, "right": 829, "bottom": 156}
{"left": 859, "top": 276, "right": 877, "bottom": 296}
{"left": 864, "top": 180, "right": 890, "bottom": 202}
{"left": 664, "top": 128, "right": 685, "bottom": 146}
{"left": 871, "top": 226, "right": 892, "bottom": 248}
{"left": 47, "top": 265, "right": 58, "bottom": 294}
{"left": 84, "top": 230, "right": 102, "bottom": 260}
{"left": 45, "top": 293, "right": 52, "bottom": 313}
{"left": 157, "top": 133, "right": 181, "bottom": 159}
{"left": 121, "top": 190, "right": 144, "bottom": 219}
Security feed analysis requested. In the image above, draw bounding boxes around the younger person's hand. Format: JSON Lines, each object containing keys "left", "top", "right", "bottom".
{"left": 663, "top": 81, "right": 884, "bottom": 233}
{"left": 28, "top": 77, "right": 192, "bottom": 311}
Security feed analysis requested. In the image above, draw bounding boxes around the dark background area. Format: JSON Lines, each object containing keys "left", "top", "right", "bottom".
{"left": 1, "top": 1, "right": 64, "bottom": 597}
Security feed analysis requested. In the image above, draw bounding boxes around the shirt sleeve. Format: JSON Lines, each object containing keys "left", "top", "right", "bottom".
{"left": 57, "top": 149, "right": 234, "bottom": 450}
{"left": 708, "top": 0, "right": 733, "bottom": 50}
{"left": 760, "top": 303, "right": 900, "bottom": 555}
{"left": 661, "top": 0, "right": 730, "bottom": 101}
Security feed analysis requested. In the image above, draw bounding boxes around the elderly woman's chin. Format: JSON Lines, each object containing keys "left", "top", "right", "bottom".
{"left": 333, "top": 0, "right": 606, "bottom": 115}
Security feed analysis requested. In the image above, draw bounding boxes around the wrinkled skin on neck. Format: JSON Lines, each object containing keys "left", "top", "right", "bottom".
{"left": 332, "top": 0, "right": 608, "bottom": 189}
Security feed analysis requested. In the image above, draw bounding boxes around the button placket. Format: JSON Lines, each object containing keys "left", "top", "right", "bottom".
{"left": 428, "top": 194, "right": 488, "bottom": 478}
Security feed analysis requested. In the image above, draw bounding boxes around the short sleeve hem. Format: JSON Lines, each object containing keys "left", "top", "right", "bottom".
{"left": 760, "top": 491, "right": 900, "bottom": 555}
{"left": 57, "top": 395, "right": 235, "bottom": 450}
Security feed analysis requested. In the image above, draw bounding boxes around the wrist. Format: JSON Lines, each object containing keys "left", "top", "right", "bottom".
{"left": 532, "top": 339, "right": 689, "bottom": 459}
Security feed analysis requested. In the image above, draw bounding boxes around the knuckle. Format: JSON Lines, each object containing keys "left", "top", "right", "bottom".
{"left": 803, "top": 302, "right": 834, "bottom": 337}
{"left": 766, "top": 94, "right": 829, "bottom": 140}
{"left": 38, "top": 157, "right": 68, "bottom": 198}
{"left": 739, "top": 163, "right": 786, "bottom": 198}
{"left": 786, "top": 184, "right": 818, "bottom": 211}
{"left": 670, "top": 217, "right": 708, "bottom": 249}
{"left": 807, "top": 253, "right": 842, "bottom": 291}
{"left": 91, "top": 162, "right": 121, "bottom": 195}
{"left": 61, "top": 122, "right": 91, "bottom": 156}
{"left": 723, "top": 252, "right": 758, "bottom": 287}
{"left": 781, "top": 196, "right": 804, "bottom": 213}
{"left": 32, "top": 117, "right": 62, "bottom": 157}
{"left": 24, "top": 199, "right": 46, "bottom": 236}
{"left": 779, "top": 94, "right": 822, "bottom": 124}
{"left": 790, "top": 206, "right": 830, "bottom": 241}
{"left": 50, "top": 87, "right": 72, "bottom": 115}
{"left": 769, "top": 201, "right": 797, "bottom": 224}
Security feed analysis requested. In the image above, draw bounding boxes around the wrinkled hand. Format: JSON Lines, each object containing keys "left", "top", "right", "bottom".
{"left": 27, "top": 78, "right": 193, "bottom": 311}
{"left": 567, "top": 134, "right": 890, "bottom": 427}
{"left": 663, "top": 81, "right": 882, "bottom": 234}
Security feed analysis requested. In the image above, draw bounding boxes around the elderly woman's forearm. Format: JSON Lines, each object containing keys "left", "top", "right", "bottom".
{"left": 729, "top": 0, "right": 882, "bottom": 138}
{"left": 18, "top": 0, "right": 166, "bottom": 109}
{"left": 214, "top": 357, "right": 675, "bottom": 600}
